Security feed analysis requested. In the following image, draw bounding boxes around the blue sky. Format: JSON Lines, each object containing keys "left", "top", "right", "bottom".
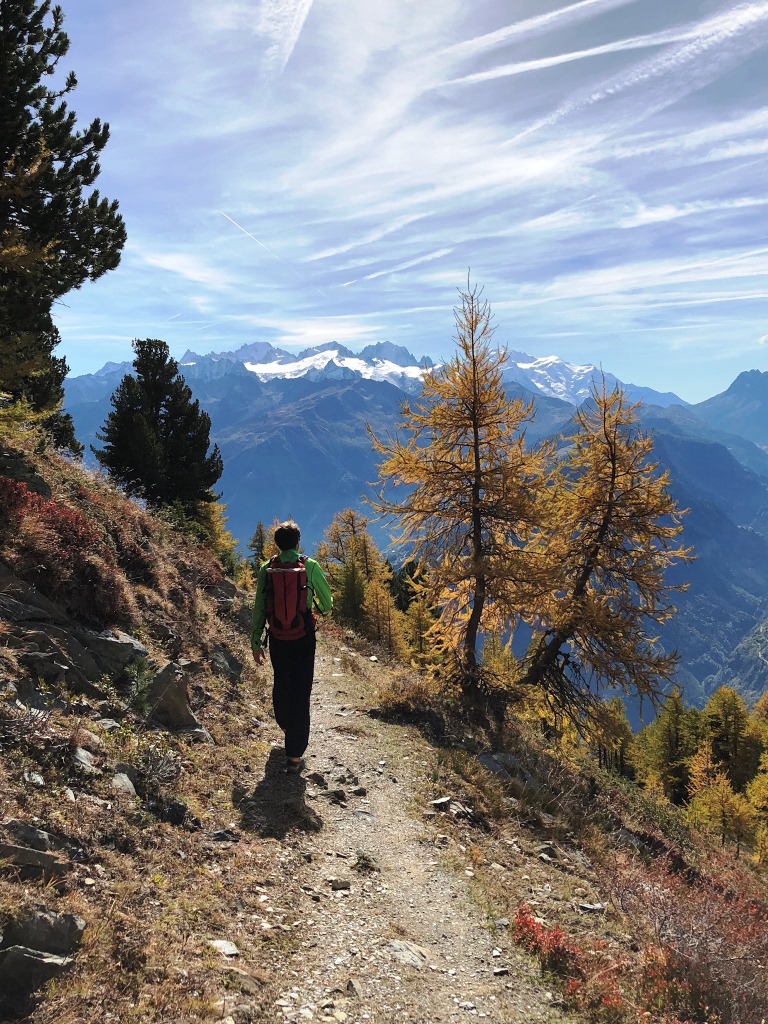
{"left": 53, "top": 0, "right": 768, "bottom": 402}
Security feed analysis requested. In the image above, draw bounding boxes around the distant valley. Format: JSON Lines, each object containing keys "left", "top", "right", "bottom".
{"left": 64, "top": 342, "right": 768, "bottom": 710}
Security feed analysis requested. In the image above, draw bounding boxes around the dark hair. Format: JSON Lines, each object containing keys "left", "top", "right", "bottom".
{"left": 274, "top": 520, "right": 300, "bottom": 551}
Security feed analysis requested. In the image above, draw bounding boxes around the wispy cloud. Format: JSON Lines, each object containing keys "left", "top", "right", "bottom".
{"left": 54, "top": 0, "right": 768, "bottom": 401}
{"left": 439, "top": 0, "right": 637, "bottom": 62}
{"left": 257, "top": 0, "right": 316, "bottom": 73}
{"left": 505, "top": 3, "right": 768, "bottom": 146}
{"left": 443, "top": 28, "right": 699, "bottom": 88}
{"left": 141, "top": 253, "right": 235, "bottom": 290}
{"left": 342, "top": 248, "right": 454, "bottom": 287}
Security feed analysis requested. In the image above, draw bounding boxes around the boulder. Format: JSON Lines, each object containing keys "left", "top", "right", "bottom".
{"left": 0, "top": 843, "right": 71, "bottom": 880}
{"left": 147, "top": 663, "right": 201, "bottom": 729}
{"left": 0, "top": 946, "right": 74, "bottom": 1008}
{"left": 111, "top": 773, "right": 137, "bottom": 798}
{"left": 78, "top": 629, "right": 148, "bottom": 671}
{"left": 0, "top": 561, "right": 148, "bottom": 694}
{"left": 210, "top": 646, "right": 242, "bottom": 682}
{"left": 1, "top": 908, "right": 86, "bottom": 955}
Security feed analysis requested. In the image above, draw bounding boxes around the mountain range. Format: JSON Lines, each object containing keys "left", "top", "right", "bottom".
{"left": 64, "top": 341, "right": 768, "bottom": 712}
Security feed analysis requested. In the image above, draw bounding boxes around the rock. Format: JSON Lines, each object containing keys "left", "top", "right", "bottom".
{"left": 2, "top": 908, "right": 86, "bottom": 955}
{"left": 535, "top": 843, "right": 560, "bottom": 859}
{"left": 327, "top": 878, "right": 351, "bottom": 891}
{"left": 0, "top": 451, "right": 51, "bottom": 497}
{"left": 208, "top": 939, "right": 239, "bottom": 957}
{"left": 577, "top": 902, "right": 606, "bottom": 913}
{"left": 345, "top": 978, "right": 363, "bottom": 998}
{"left": 387, "top": 940, "right": 429, "bottom": 969}
{"left": 1, "top": 821, "right": 85, "bottom": 863}
{"left": 322, "top": 789, "right": 347, "bottom": 805}
{"left": 206, "top": 579, "right": 237, "bottom": 605}
{"left": 0, "top": 843, "right": 71, "bottom": 879}
{"left": 477, "top": 753, "right": 512, "bottom": 779}
{"left": 1, "top": 820, "right": 51, "bottom": 851}
{"left": 430, "top": 796, "right": 452, "bottom": 810}
{"left": 210, "top": 646, "right": 243, "bottom": 682}
{"left": 80, "top": 629, "right": 148, "bottom": 671}
{"left": 353, "top": 850, "right": 380, "bottom": 873}
{"left": 180, "top": 727, "right": 214, "bottom": 744}
{"left": 211, "top": 829, "right": 240, "bottom": 843}
{"left": 147, "top": 663, "right": 201, "bottom": 730}
{"left": 222, "top": 966, "right": 263, "bottom": 994}
{"left": 72, "top": 747, "right": 100, "bottom": 775}
{"left": 369, "top": 655, "right": 378, "bottom": 663}
{"left": 96, "top": 718, "right": 122, "bottom": 732}
{"left": 149, "top": 797, "right": 189, "bottom": 826}
{"left": 114, "top": 762, "right": 140, "bottom": 786}
{"left": 22, "top": 771, "right": 45, "bottom": 788}
{"left": 73, "top": 728, "right": 103, "bottom": 752}
{"left": 0, "top": 945, "right": 74, "bottom": 1005}
{"left": 307, "top": 772, "right": 328, "bottom": 789}
{"left": 111, "top": 773, "right": 137, "bottom": 797}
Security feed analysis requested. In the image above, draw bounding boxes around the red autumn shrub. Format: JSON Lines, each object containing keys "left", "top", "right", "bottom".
{"left": 606, "top": 853, "right": 768, "bottom": 1024}
{"left": 513, "top": 903, "right": 582, "bottom": 976}
{"left": 3, "top": 479, "right": 132, "bottom": 626}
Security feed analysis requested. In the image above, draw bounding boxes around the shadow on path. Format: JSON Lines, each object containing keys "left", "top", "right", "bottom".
{"left": 234, "top": 748, "right": 324, "bottom": 838}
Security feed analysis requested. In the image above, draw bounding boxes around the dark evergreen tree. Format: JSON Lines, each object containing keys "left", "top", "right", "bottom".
{"left": 247, "top": 521, "right": 268, "bottom": 568}
{"left": 0, "top": 0, "right": 125, "bottom": 443}
{"left": 93, "top": 339, "right": 223, "bottom": 508}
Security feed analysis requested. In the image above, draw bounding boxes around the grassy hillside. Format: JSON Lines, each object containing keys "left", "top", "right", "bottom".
{"left": 1, "top": 431, "right": 767, "bottom": 1024}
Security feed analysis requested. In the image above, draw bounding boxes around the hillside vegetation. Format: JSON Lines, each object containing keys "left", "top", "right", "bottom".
{"left": 1, "top": 426, "right": 767, "bottom": 1024}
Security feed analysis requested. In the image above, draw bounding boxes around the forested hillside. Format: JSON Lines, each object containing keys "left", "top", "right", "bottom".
{"left": 65, "top": 355, "right": 768, "bottom": 710}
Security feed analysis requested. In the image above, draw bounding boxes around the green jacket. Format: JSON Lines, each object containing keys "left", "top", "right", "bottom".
{"left": 250, "top": 549, "right": 333, "bottom": 650}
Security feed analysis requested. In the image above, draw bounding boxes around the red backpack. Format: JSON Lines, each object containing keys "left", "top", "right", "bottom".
{"left": 266, "top": 555, "right": 309, "bottom": 640}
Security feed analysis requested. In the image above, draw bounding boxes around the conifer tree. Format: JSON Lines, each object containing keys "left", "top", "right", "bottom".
{"left": 247, "top": 521, "right": 268, "bottom": 568}
{"left": 93, "top": 339, "right": 222, "bottom": 509}
{"left": 404, "top": 592, "right": 439, "bottom": 672}
{"left": 702, "top": 686, "right": 758, "bottom": 792}
{"left": 633, "top": 688, "right": 702, "bottom": 802}
{"left": 517, "top": 384, "right": 692, "bottom": 717}
{"left": 0, "top": 0, "right": 125, "bottom": 442}
{"left": 317, "top": 508, "right": 382, "bottom": 628}
{"left": 746, "top": 753, "right": 768, "bottom": 818}
{"left": 687, "top": 752, "right": 757, "bottom": 855}
{"left": 591, "top": 697, "right": 634, "bottom": 776}
{"left": 370, "top": 283, "right": 551, "bottom": 695}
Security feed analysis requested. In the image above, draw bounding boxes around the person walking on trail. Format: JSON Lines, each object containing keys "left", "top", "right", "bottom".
{"left": 251, "top": 520, "right": 333, "bottom": 773}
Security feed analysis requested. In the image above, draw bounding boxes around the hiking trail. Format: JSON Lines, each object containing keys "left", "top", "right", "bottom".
{"left": 234, "top": 637, "right": 577, "bottom": 1024}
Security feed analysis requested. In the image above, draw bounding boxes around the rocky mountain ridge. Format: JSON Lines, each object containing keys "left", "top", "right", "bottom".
{"left": 67, "top": 339, "right": 685, "bottom": 407}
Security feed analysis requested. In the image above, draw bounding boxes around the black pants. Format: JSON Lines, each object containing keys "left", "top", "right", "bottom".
{"left": 268, "top": 630, "right": 316, "bottom": 758}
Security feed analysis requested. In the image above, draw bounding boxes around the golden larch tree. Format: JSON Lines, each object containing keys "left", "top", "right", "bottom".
{"left": 369, "top": 283, "right": 552, "bottom": 695}
{"left": 517, "top": 383, "right": 692, "bottom": 718}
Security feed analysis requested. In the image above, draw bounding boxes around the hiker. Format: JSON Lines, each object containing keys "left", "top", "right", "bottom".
{"left": 251, "top": 520, "right": 333, "bottom": 773}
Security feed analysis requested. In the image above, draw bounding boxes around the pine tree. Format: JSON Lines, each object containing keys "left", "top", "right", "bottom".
{"left": 369, "top": 283, "right": 551, "bottom": 695}
{"left": 591, "top": 697, "right": 634, "bottom": 777}
{"left": 317, "top": 508, "right": 382, "bottom": 628}
{"left": 517, "top": 383, "right": 692, "bottom": 718}
{"left": 93, "top": 339, "right": 222, "bottom": 509}
{"left": 0, "top": 0, "right": 125, "bottom": 440}
{"left": 687, "top": 761, "right": 757, "bottom": 855}
{"left": 702, "top": 686, "right": 758, "bottom": 792}
{"left": 247, "top": 521, "right": 268, "bottom": 568}
{"left": 633, "top": 689, "right": 702, "bottom": 802}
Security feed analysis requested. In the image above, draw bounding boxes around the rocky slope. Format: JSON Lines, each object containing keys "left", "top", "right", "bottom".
{"left": 2, "top": 440, "right": 766, "bottom": 1024}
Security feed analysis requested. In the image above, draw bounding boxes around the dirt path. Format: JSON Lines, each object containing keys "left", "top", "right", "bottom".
{"left": 238, "top": 640, "right": 577, "bottom": 1024}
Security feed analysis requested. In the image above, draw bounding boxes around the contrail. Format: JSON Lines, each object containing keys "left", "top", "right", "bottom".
{"left": 220, "top": 211, "right": 327, "bottom": 298}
